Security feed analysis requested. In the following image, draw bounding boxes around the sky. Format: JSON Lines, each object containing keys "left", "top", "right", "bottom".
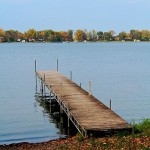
{"left": 0, "top": 0, "right": 150, "bottom": 33}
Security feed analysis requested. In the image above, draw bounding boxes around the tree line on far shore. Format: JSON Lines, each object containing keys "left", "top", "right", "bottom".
{"left": 0, "top": 28, "right": 150, "bottom": 43}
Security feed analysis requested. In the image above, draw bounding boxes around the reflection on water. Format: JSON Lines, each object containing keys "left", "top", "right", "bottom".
{"left": 34, "top": 92, "right": 77, "bottom": 137}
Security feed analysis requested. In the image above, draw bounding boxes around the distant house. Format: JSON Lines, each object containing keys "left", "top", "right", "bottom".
{"left": 0, "top": 37, "right": 4, "bottom": 43}
{"left": 113, "top": 36, "right": 120, "bottom": 41}
{"left": 29, "top": 39, "right": 35, "bottom": 42}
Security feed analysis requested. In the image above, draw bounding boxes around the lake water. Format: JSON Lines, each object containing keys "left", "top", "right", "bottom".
{"left": 0, "top": 42, "right": 150, "bottom": 144}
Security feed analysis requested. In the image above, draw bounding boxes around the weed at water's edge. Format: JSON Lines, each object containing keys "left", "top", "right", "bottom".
{"left": 131, "top": 118, "right": 150, "bottom": 136}
{"left": 76, "top": 133, "right": 84, "bottom": 142}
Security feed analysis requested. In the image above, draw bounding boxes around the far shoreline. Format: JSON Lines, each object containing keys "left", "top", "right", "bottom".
{"left": 1, "top": 40, "right": 150, "bottom": 44}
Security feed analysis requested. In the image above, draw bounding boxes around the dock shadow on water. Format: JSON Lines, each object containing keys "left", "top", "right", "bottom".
{"left": 35, "top": 92, "right": 78, "bottom": 138}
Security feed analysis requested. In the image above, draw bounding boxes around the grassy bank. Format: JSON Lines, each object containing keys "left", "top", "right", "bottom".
{"left": 0, "top": 118, "right": 150, "bottom": 150}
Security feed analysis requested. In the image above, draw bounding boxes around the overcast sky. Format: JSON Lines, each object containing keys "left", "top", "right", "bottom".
{"left": 0, "top": 0, "right": 150, "bottom": 33}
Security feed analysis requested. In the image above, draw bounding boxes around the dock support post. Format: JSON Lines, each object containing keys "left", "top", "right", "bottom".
{"left": 57, "top": 59, "right": 59, "bottom": 71}
{"left": 35, "top": 77, "right": 37, "bottom": 93}
{"left": 85, "top": 130, "right": 87, "bottom": 138}
{"left": 60, "top": 107, "right": 64, "bottom": 125}
{"left": 88, "top": 81, "right": 92, "bottom": 96}
{"left": 35, "top": 60, "right": 37, "bottom": 93}
{"left": 67, "top": 117, "right": 70, "bottom": 136}
{"left": 49, "top": 90, "right": 52, "bottom": 114}
{"left": 80, "top": 82, "right": 81, "bottom": 87}
{"left": 41, "top": 79, "right": 44, "bottom": 96}
{"left": 67, "top": 103, "right": 70, "bottom": 137}
{"left": 70, "top": 71, "right": 72, "bottom": 80}
{"left": 35, "top": 60, "right": 37, "bottom": 72}
{"left": 43, "top": 74, "right": 46, "bottom": 97}
{"left": 110, "top": 99, "right": 112, "bottom": 110}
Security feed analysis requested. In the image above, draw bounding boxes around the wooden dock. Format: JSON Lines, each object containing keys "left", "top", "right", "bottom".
{"left": 36, "top": 70, "right": 131, "bottom": 137}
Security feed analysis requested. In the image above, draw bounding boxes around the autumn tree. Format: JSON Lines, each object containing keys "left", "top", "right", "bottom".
{"left": 0, "top": 28, "right": 5, "bottom": 42}
{"left": 43, "top": 30, "right": 54, "bottom": 41}
{"left": 141, "top": 30, "right": 150, "bottom": 41}
{"left": 52, "top": 32, "right": 62, "bottom": 42}
{"left": 36, "top": 31, "right": 45, "bottom": 41}
{"left": 0, "top": 28, "right": 5, "bottom": 37}
{"left": 4, "top": 30, "right": 23, "bottom": 42}
{"left": 24, "top": 29, "right": 37, "bottom": 41}
{"left": 60, "top": 31, "right": 69, "bottom": 42}
{"left": 1, "top": 28, "right": 150, "bottom": 43}
{"left": 74, "top": 30, "right": 87, "bottom": 42}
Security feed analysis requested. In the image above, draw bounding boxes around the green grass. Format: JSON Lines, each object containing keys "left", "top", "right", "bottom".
{"left": 131, "top": 118, "right": 150, "bottom": 136}
{"left": 76, "top": 133, "right": 84, "bottom": 142}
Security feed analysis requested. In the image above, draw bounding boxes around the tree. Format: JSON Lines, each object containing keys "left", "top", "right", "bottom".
{"left": 24, "top": 29, "right": 37, "bottom": 41}
{"left": 0, "top": 28, "right": 5, "bottom": 42}
{"left": 85, "top": 30, "right": 92, "bottom": 41}
{"left": 0, "top": 28, "right": 5, "bottom": 37}
{"left": 42, "top": 30, "right": 54, "bottom": 42}
{"left": 84, "top": 30, "right": 97, "bottom": 41}
{"left": 91, "top": 30, "right": 97, "bottom": 41}
{"left": 4, "top": 30, "right": 22, "bottom": 42}
{"left": 103, "top": 32, "right": 112, "bottom": 41}
{"left": 36, "top": 31, "right": 45, "bottom": 41}
{"left": 74, "top": 30, "right": 87, "bottom": 42}
{"left": 130, "top": 30, "right": 141, "bottom": 40}
{"left": 60, "top": 31, "right": 69, "bottom": 42}
{"left": 109, "top": 30, "right": 116, "bottom": 37}
{"left": 119, "top": 31, "right": 127, "bottom": 40}
{"left": 97, "top": 31, "right": 103, "bottom": 41}
{"left": 141, "top": 30, "right": 150, "bottom": 41}
{"left": 68, "top": 30, "right": 73, "bottom": 41}
{"left": 53, "top": 32, "right": 62, "bottom": 42}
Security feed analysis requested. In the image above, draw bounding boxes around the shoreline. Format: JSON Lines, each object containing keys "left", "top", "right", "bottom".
{"left": 0, "top": 118, "right": 150, "bottom": 149}
{"left": 0, "top": 134, "right": 149, "bottom": 150}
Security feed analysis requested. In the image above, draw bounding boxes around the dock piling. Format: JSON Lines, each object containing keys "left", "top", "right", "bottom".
{"left": 88, "top": 81, "right": 92, "bottom": 96}
{"left": 49, "top": 90, "right": 52, "bottom": 113}
{"left": 35, "top": 60, "right": 37, "bottom": 72}
{"left": 110, "top": 99, "right": 112, "bottom": 110}
{"left": 35, "top": 60, "right": 37, "bottom": 92}
{"left": 70, "top": 71, "right": 72, "bottom": 80}
{"left": 40, "top": 78, "right": 44, "bottom": 96}
{"left": 57, "top": 59, "right": 59, "bottom": 71}
{"left": 67, "top": 103, "right": 70, "bottom": 136}
{"left": 43, "top": 74, "right": 46, "bottom": 96}
{"left": 80, "top": 82, "right": 81, "bottom": 87}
